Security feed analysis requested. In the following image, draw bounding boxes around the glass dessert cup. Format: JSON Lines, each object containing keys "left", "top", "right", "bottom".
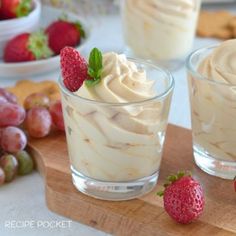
{"left": 59, "top": 58, "right": 174, "bottom": 201}
{"left": 187, "top": 46, "right": 236, "bottom": 180}
{"left": 121, "top": 0, "right": 201, "bottom": 71}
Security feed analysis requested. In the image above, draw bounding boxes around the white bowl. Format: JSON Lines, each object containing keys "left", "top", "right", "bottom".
{"left": 0, "top": 0, "right": 41, "bottom": 58}
{"left": 0, "top": 5, "right": 90, "bottom": 79}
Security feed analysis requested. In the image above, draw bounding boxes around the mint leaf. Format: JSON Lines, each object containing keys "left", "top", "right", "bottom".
{"left": 97, "top": 68, "right": 102, "bottom": 78}
{"left": 85, "top": 48, "right": 103, "bottom": 88}
{"left": 88, "top": 68, "right": 96, "bottom": 78}
{"left": 75, "top": 21, "right": 86, "bottom": 38}
{"left": 85, "top": 78, "right": 101, "bottom": 87}
{"left": 88, "top": 48, "right": 102, "bottom": 78}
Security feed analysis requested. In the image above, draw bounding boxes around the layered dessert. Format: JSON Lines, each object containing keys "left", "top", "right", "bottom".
{"left": 60, "top": 47, "right": 173, "bottom": 182}
{"left": 189, "top": 39, "right": 236, "bottom": 162}
{"left": 122, "top": 0, "right": 201, "bottom": 61}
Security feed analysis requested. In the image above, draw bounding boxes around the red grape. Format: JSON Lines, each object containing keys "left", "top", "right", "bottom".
{"left": 16, "top": 150, "right": 34, "bottom": 175}
{"left": 24, "top": 93, "right": 50, "bottom": 110}
{"left": 0, "top": 96, "right": 7, "bottom": 104}
{"left": 26, "top": 107, "right": 52, "bottom": 138}
{"left": 49, "top": 100, "right": 65, "bottom": 131}
{"left": 1, "top": 127, "right": 27, "bottom": 153}
{"left": 0, "top": 102, "right": 26, "bottom": 127}
{"left": 0, "top": 167, "right": 5, "bottom": 185}
{"left": 0, "top": 88, "right": 17, "bottom": 104}
{"left": 0, "top": 154, "right": 18, "bottom": 182}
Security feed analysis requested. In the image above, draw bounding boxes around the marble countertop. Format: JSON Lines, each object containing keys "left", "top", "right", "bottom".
{"left": 0, "top": 2, "right": 235, "bottom": 236}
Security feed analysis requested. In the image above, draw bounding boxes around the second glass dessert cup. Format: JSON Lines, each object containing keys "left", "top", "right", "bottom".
{"left": 187, "top": 46, "right": 236, "bottom": 180}
{"left": 121, "top": 0, "right": 201, "bottom": 71}
{"left": 59, "top": 59, "right": 174, "bottom": 200}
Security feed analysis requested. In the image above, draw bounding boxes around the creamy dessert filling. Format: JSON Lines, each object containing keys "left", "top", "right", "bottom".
{"left": 190, "top": 39, "right": 236, "bottom": 162}
{"left": 122, "top": 0, "right": 201, "bottom": 60}
{"left": 62, "top": 52, "right": 170, "bottom": 181}
{"left": 77, "top": 52, "right": 156, "bottom": 103}
{"left": 126, "top": 0, "right": 197, "bottom": 24}
{"left": 198, "top": 40, "right": 236, "bottom": 85}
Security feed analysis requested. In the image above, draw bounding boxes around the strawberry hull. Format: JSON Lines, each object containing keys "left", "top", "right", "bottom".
{"left": 3, "top": 32, "right": 52, "bottom": 63}
{"left": 0, "top": 0, "right": 41, "bottom": 59}
{"left": 0, "top": 0, "right": 33, "bottom": 19}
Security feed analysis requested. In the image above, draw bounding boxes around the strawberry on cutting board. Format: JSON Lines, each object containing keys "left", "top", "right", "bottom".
{"left": 157, "top": 171, "right": 205, "bottom": 224}
{"left": 45, "top": 19, "right": 86, "bottom": 55}
{"left": 0, "top": 0, "right": 32, "bottom": 20}
{"left": 4, "top": 32, "right": 53, "bottom": 63}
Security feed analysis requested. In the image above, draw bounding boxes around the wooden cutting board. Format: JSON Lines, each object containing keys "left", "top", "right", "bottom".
{"left": 28, "top": 124, "right": 236, "bottom": 236}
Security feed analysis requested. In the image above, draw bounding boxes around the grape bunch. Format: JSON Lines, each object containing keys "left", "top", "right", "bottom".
{"left": 24, "top": 93, "right": 65, "bottom": 137}
{"left": 0, "top": 88, "right": 65, "bottom": 186}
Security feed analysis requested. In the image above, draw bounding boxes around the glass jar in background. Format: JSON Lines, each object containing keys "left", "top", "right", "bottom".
{"left": 187, "top": 45, "right": 236, "bottom": 180}
{"left": 59, "top": 58, "right": 174, "bottom": 201}
{"left": 121, "top": 0, "right": 201, "bottom": 70}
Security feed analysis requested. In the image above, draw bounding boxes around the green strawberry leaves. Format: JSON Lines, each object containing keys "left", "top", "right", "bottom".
{"left": 28, "top": 31, "right": 53, "bottom": 60}
{"left": 75, "top": 21, "right": 86, "bottom": 38}
{"left": 16, "top": 0, "right": 32, "bottom": 18}
{"left": 85, "top": 48, "right": 103, "bottom": 88}
{"left": 85, "top": 78, "right": 101, "bottom": 87}
{"left": 59, "top": 14, "right": 86, "bottom": 38}
{"left": 156, "top": 171, "right": 191, "bottom": 197}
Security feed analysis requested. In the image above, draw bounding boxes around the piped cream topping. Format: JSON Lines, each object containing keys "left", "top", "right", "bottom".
{"left": 125, "top": 0, "right": 198, "bottom": 27}
{"left": 198, "top": 39, "right": 236, "bottom": 85}
{"left": 76, "top": 52, "right": 156, "bottom": 103}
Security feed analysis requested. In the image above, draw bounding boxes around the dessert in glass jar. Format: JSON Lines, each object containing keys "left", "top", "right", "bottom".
{"left": 59, "top": 47, "right": 174, "bottom": 200}
{"left": 121, "top": 0, "right": 201, "bottom": 70}
{"left": 187, "top": 40, "right": 236, "bottom": 179}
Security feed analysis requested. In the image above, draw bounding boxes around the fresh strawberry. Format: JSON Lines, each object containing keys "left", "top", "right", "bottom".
{"left": 60, "top": 47, "right": 103, "bottom": 92}
{"left": 4, "top": 31, "right": 53, "bottom": 63}
{"left": 157, "top": 171, "right": 205, "bottom": 224}
{"left": 0, "top": 0, "right": 32, "bottom": 20}
{"left": 60, "top": 47, "right": 88, "bottom": 92}
{"left": 45, "top": 19, "right": 85, "bottom": 55}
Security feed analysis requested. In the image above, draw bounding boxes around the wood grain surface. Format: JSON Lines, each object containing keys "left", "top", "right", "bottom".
{"left": 28, "top": 124, "right": 236, "bottom": 236}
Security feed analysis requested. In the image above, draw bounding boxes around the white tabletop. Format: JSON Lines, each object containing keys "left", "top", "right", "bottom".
{"left": 0, "top": 3, "right": 235, "bottom": 236}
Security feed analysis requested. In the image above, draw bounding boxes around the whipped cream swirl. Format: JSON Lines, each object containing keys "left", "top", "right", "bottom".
{"left": 190, "top": 39, "right": 236, "bottom": 162}
{"left": 77, "top": 52, "right": 155, "bottom": 103}
{"left": 198, "top": 39, "right": 236, "bottom": 85}
{"left": 125, "top": 0, "right": 199, "bottom": 30}
{"left": 122, "top": 0, "right": 201, "bottom": 60}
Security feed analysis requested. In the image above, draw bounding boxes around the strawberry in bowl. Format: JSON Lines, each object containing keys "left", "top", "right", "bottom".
{"left": 45, "top": 18, "right": 86, "bottom": 55}
{"left": 4, "top": 31, "right": 52, "bottom": 63}
{"left": 0, "top": 5, "right": 89, "bottom": 78}
{"left": 0, "top": 0, "right": 41, "bottom": 59}
{"left": 0, "top": 0, "right": 33, "bottom": 20}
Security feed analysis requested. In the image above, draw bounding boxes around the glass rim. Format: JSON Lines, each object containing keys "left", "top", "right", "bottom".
{"left": 186, "top": 44, "right": 235, "bottom": 88}
{"left": 58, "top": 57, "right": 175, "bottom": 107}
